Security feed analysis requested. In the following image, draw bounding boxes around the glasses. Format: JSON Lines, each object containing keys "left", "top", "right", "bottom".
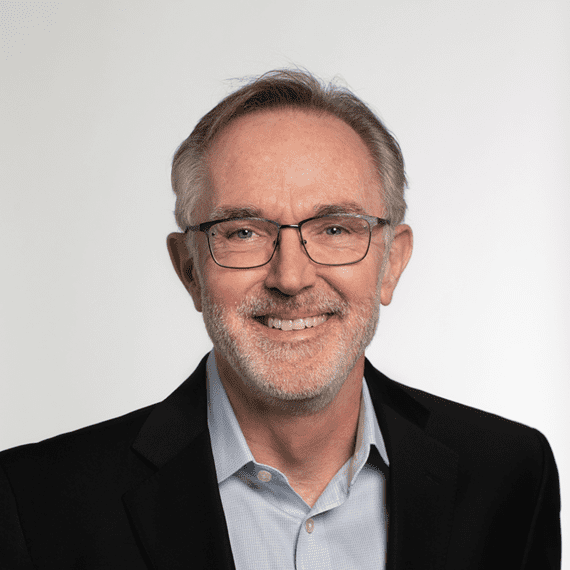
{"left": 185, "top": 213, "right": 390, "bottom": 269}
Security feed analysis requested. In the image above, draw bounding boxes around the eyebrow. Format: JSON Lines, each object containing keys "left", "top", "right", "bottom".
{"left": 209, "top": 206, "right": 264, "bottom": 220}
{"left": 312, "top": 202, "right": 368, "bottom": 217}
{"left": 209, "top": 202, "right": 369, "bottom": 222}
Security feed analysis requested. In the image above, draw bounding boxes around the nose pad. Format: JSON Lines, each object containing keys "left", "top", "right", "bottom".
{"left": 272, "top": 228, "right": 307, "bottom": 256}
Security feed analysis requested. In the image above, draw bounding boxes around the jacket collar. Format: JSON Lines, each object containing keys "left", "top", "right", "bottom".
{"left": 124, "top": 356, "right": 458, "bottom": 570}
{"left": 131, "top": 354, "right": 210, "bottom": 468}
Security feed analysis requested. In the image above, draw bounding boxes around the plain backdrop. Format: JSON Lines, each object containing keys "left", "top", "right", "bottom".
{"left": 1, "top": 0, "right": 569, "bottom": 559}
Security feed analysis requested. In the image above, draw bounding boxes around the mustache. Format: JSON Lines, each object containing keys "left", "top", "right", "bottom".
{"left": 236, "top": 290, "right": 349, "bottom": 318}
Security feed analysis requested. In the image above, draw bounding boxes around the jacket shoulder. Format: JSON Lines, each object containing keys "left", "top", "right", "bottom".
{"left": 0, "top": 354, "right": 210, "bottom": 475}
{"left": 397, "top": 378, "right": 543, "bottom": 441}
{"left": 0, "top": 405, "right": 155, "bottom": 473}
{"left": 364, "top": 360, "right": 552, "bottom": 464}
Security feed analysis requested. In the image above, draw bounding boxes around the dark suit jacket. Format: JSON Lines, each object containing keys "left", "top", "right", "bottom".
{"left": 0, "top": 355, "right": 561, "bottom": 569}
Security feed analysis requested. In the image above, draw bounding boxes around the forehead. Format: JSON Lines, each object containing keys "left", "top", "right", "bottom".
{"left": 202, "top": 108, "right": 383, "bottom": 219}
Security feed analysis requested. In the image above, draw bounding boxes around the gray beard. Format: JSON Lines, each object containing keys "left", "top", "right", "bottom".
{"left": 200, "top": 287, "right": 381, "bottom": 414}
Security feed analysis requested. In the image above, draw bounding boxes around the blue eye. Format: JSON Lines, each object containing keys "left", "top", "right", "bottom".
{"left": 236, "top": 229, "right": 254, "bottom": 239}
{"left": 325, "top": 226, "right": 344, "bottom": 236}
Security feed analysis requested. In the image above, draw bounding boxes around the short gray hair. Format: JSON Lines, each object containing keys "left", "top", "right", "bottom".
{"left": 171, "top": 69, "right": 407, "bottom": 248}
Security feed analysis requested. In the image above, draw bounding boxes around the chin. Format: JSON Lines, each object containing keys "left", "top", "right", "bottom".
{"left": 200, "top": 291, "right": 380, "bottom": 413}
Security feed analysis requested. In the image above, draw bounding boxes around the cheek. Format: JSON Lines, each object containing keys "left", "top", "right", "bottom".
{"left": 201, "top": 266, "right": 266, "bottom": 306}
{"left": 331, "top": 263, "right": 382, "bottom": 297}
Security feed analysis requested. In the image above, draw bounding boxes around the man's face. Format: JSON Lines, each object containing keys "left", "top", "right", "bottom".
{"left": 176, "top": 109, "right": 409, "bottom": 412}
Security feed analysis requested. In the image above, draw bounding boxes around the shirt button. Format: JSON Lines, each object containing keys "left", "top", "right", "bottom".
{"left": 257, "top": 470, "right": 272, "bottom": 483}
{"left": 305, "top": 518, "right": 314, "bottom": 533}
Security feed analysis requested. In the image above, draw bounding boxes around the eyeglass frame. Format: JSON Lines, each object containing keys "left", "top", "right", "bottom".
{"left": 184, "top": 213, "right": 391, "bottom": 269}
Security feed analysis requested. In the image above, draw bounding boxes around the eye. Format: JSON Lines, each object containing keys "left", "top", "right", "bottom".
{"left": 223, "top": 227, "right": 257, "bottom": 240}
{"left": 325, "top": 225, "right": 344, "bottom": 236}
{"left": 224, "top": 225, "right": 265, "bottom": 241}
{"left": 235, "top": 228, "right": 255, "bottom": 239}
{"left": 324, "top": 224, "right": 352, "bottom": 237}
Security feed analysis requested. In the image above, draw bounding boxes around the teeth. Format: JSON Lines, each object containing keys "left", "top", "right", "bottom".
{"left": 292, "top": 319, "right": 305, "bottom": 330}
{"left": 266, "top": 315, "right": 328, "bottom": 330}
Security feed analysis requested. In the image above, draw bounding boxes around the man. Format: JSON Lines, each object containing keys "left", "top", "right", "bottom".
{"left": 0, "top": 70, "right": 560, "bottom": 569}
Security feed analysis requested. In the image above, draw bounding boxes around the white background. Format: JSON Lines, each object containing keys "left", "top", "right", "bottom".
{"left": 1, "top": 0, "right": 568, "bottom": 558}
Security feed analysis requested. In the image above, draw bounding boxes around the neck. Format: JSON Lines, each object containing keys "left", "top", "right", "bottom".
{"left": 215, "top": 352, "right": 364, "bottom": 506}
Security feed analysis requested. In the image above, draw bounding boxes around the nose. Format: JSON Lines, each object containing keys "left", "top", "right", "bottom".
{"left": 263, "top": 226, "right": 317, "bottom": 296}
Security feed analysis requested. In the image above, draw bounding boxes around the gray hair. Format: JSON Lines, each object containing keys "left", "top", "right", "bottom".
{"left": 171, "top": 69, "right": 407, "bottom": 251}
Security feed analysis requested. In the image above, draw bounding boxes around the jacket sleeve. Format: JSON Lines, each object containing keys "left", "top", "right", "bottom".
{"left": 520, "top": 430, "right": 561, "bottom": 569}
{"left": 0, "top": 462, "right": 35, "bottom": 569}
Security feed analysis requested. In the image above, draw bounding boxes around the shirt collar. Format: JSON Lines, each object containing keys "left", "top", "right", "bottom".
{"left": 206, "top": 351, "right": 254, "bottom": 483}
{"left": 347, "top": 372, "right": 390, "bottom": 486}
{"left": 206, "top": 350, "right": 389, "bottom": 486}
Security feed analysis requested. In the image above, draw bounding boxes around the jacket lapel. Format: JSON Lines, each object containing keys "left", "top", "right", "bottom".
{"left": 365, "top": 360, "right": 459, "bottom": 570}
{"left": 123, "top": 355, "right": 236, "bottom": 570}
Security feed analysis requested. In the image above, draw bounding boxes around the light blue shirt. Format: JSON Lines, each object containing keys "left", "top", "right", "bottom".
{"left": 206, "top": 351, "right": 389, "bottom": 570}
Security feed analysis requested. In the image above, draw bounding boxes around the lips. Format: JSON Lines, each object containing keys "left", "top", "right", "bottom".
{"left": 243, "top": 293, "right": 346, "bottom": 332}
{"left": 265, "top": 314, "right": 329, "bottom": 331}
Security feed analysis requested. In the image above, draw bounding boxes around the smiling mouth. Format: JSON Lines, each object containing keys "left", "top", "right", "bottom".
{"left": 255, "top": 314, "right": 331, "bottom": 331}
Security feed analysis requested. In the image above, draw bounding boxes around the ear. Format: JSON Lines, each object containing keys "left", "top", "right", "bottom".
{"left": 167, "top": 232, "right": 203, "bottom": 312}
{"left": 380, "top": 224, "right": 413, "bottom": 306}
